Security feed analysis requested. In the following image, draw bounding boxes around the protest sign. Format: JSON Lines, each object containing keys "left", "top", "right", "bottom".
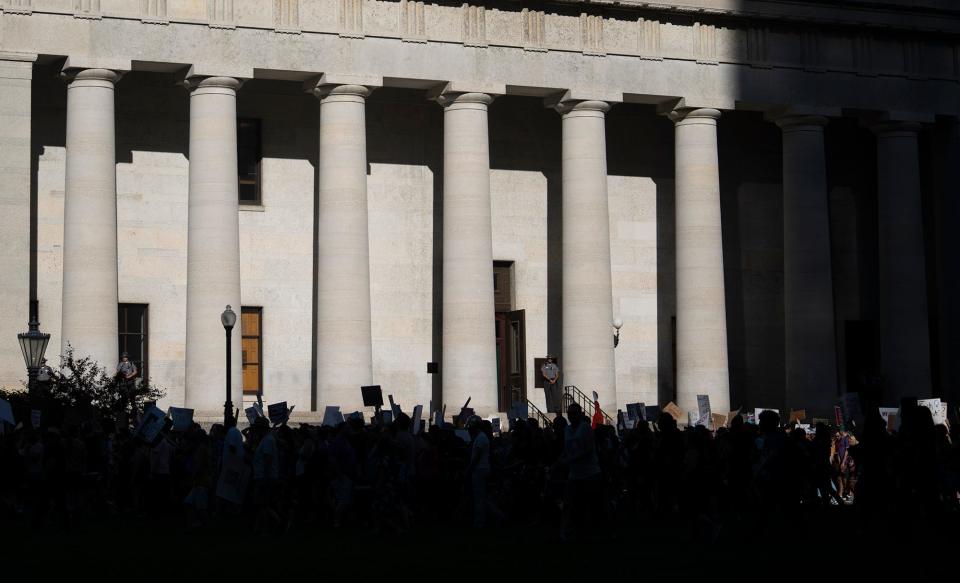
{"left": 431, "top": 409, "right": 441, "bottom": 427}
{"left": 663, "top": 402, "right": 683, "bottom": 422}
{"left": 711, "top": 413, "right": 727, "bottom": 429}
{"left": 388, "top": 395, "right": 401, "bottom": 417}
{"left": 626, "top": 403, "right": 643, "bottom": 421}
{"left": 411, "top": 404, "right": 423, "bottom": 434}
{"left": 697, "top": 395, "right": 712, "bottom": 427}
{"left": 788, "top": 410, "right": 806, "bottom": 424}
{"left": 381, "top": 409, "right": 394, "bottom": 425}
{"left": 322, "top": 406, "right": 344, "bottom": 427}
{"left": 490, "top": 417, "right": 501, "bottom": 434}
{"left": 645, "top": 405, "right": 660, "bottom": 423}
{"left": 0, "top": 398, "right": 14, "bottom": 426}
{"left": 879, "top": 408, "right": 898, "bottom": 432}
{"left": 918, "top": 398, "right": 945, "bottom": 425}
{"left": 687, "top": 411, "right": 698, "bottom": 427}
{"left": 244, "top": 406, "right": 260, "bottom": 426}
{"left": 133, "top": 405, "right": 167, "bottom": 443}
{"left": 267, "top": 401, "right": 290, "bottom": 426}
{"left": 168, "top": 407, "right": 194, "bottom": 431}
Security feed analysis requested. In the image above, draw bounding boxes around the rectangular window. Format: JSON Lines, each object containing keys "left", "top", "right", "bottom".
{"left": 238, "top": 118, "right": 262, "bottom": 205}
{"left": 242, "top": 307, "right": 263, "bottom": 395}
{"left": 118, "top": 304, "right": 148, "bottom": 384}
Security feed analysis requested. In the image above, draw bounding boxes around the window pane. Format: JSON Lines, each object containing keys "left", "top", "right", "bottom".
{"left": 243, "top": 364, "right": 260, "bottom": 393}
{"left": 242, "top": 310, "right": 260, "bottom": 336}
{"left": 239, "top": 182, "right": 258, "bottom": 204}
{"left": 242, "top": 338, "right": 260, "bottom": 365}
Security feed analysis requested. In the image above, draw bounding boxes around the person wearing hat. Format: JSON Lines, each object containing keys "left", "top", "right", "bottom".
{"left": 115, "top": 352, "right": 138, "bottom": 426}
{"left": 541, "top": 354, "right": 561, "bottom": 414}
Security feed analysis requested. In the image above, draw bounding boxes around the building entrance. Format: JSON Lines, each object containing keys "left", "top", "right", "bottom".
{"left": 494, "top": 262, "right": 526, "bottom": 412}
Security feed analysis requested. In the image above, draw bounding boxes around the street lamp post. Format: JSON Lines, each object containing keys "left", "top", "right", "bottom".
{"left": 18, "top": 308, "right": 51, "bottom": 409}
{"left": 613, "top": 318, "right": 623, "bottom": 348}
{"left": 221, "top": 305, "right": 237, "bottom": 426}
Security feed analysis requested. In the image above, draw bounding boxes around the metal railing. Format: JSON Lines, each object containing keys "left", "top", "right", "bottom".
{"left": 562, "top": 384, "right": 614, "bottom": 426}
{"left": 525, "top": 399, "right": 553, "bottom": 428}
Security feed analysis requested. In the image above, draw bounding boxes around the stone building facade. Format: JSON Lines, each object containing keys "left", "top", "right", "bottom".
{"left": 1, "top": 0, "right": 958, "bottom": 418}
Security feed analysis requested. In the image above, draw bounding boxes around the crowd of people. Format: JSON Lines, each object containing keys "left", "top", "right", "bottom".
{"left": 1, "top": 399, "right": 958, "bottom": 541}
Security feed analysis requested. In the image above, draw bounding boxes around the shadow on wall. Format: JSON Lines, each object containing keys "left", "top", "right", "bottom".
{"left": 726, "top": 0, "right": 960, "bottom": 411}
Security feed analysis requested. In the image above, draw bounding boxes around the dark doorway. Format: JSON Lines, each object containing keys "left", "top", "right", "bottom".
{"left": 493, "top": 261, "right": 527, "bottom": 411}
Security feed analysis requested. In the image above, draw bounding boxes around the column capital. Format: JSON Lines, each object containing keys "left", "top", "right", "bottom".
{"left": 665, "top": 107, "right": 722, "bottom": 125}
{"left": 432, "top": 91, "right": 495, "bottom": 109}
{"left": 552, "top": 99, "right": 611, "bottom": 117}
{"left": 870, "top": 120, "right": 922, "bottom": 137}
{"left": 305, "top": 73, "right": 380, "bottom": 101}
{"left": 181, "top": 76, "right": 243, "bottom": 94}
{"left": 774, "top": 115, "right": 829, "bottom": 132}
{"left": 309, "top": 84, "right": 372, "bottom": 101}
{"left": 61, "top": 68, "right": 122, "bottom": 87}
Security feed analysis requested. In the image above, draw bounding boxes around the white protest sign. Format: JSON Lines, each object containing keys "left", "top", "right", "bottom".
{"left": 168, "top": 407, "right": 194, "bottom": 432}
{"left": 0, "top": 398, "right": 14, "bottom": 426}
{"left": 322, "top": 405, "right": 344, "bottom": 427}
{"left": 918, "top": 398, "right": 945, "bottom": 425}
{"left": 410, "top": 404, "right": 423, "bottom": 434}
{"left": 687, "top": 411, "right": 699, "bottom": 427}
{"left": 697, "top": 395, "right": 712, "bottom": 427}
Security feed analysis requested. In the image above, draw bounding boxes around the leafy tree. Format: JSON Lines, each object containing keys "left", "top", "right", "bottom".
{"left": 0, "top": 347, "right": 166, "bottom": 426}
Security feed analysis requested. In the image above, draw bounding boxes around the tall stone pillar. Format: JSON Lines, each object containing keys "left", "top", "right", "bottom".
{"left": 184, "top": 77, "right": 243, "bottom": 411}
{"left": 555, "top": 98, "right": 617, "bottom": 411}
{"left": 61, "top": 68, "right": 120, "bottom": 369}
{"left": 670, "top": 108, "right": 730, "bottom": 414}
{"left": 776, "top": 115, "right": 838, "bottom": 415}
{"left": 311, "top": 82, "right": 374, "bottom": 412}
{"left": 874, "top": 121, "right": 932, "bottom": 400}
{"left": 0, "top": 53, "right": 36, "bottom": 389}
{"left": 436, "top": 91, "right": 498, "bottom": 417}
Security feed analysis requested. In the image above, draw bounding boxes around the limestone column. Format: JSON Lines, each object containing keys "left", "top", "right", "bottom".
{"left": 556, "top": 99, "right": 617, "bottom": 411}
{"left": 0, "top": 53, "right": 36, "bottom": 389}
{"left": 670, "top": 108, "right": 730, "bottom": 414}
{"left": 311, "top": 82, "right": 374, "bottom": 412}
{"left": 776, "top": 115, "right": 838, "bottom": 415}
{"left": 61, "top": 68, "right": 120, "bottom": 369}
{"left": 874, "top": 121, "right": 932, "bottom": 400}
{"left": 436, "top": 91, "right": 498, "bottom": 417}
{"left": 184, "top": 77, "right": 243, "bottom": 411}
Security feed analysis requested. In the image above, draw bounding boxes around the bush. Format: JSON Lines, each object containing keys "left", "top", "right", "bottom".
{"left": 0, "top": 347, "right": 166, "bottom": 427}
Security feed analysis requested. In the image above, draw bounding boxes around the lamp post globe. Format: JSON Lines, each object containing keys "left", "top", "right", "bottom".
{"left": 612, "top": 318, "right": 623, "bottom": 348}
{"left": 18, "top": 315, "right": 50, "bottom": 406}
{"left": 221, "top": 305, "right": 237, "bottom": 425}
